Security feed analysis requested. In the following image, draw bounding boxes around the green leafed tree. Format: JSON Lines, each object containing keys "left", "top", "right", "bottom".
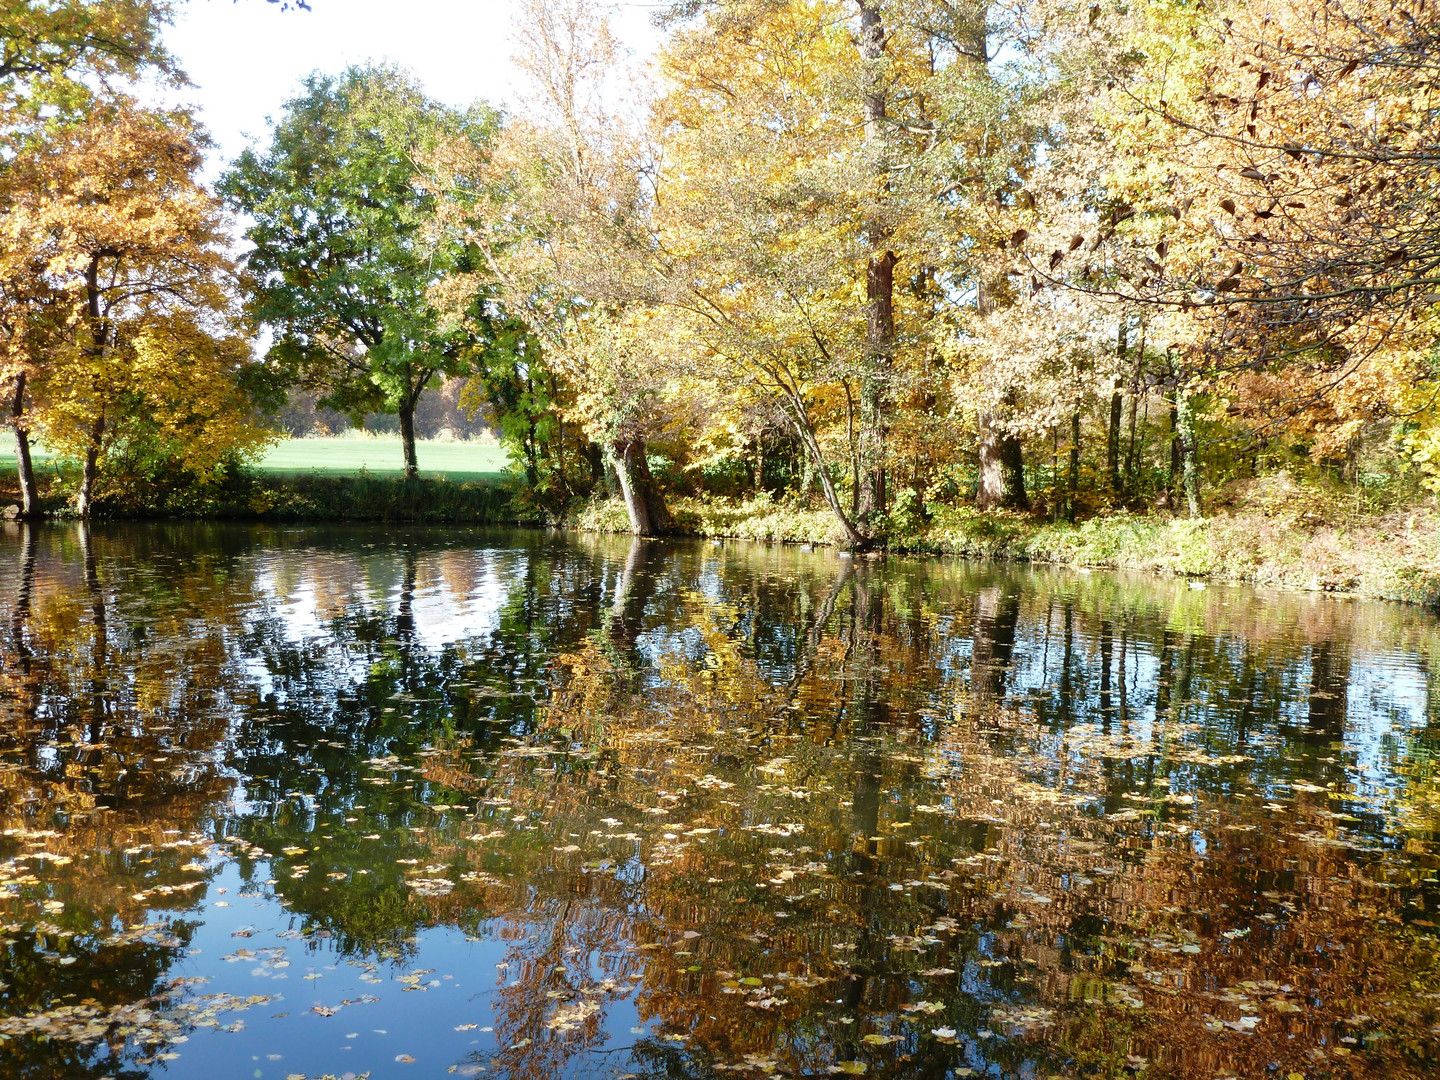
{"left": 221, "top": 63, "right": 509, "bottom": 478}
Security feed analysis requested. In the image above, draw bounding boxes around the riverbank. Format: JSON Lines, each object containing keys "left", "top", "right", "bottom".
{"left": 572, "top": 479, "right": 1440, "bottom": 607}
{"left": 0, "top": 467, "right": 519, "bottom": 524}
{"left": 7, "top": 464, "right": 1437, "bottom": 606}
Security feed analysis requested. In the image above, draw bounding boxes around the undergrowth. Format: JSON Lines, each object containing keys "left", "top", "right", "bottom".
{"left": 569, "top": 478, "right": 1440, "bottom": 606}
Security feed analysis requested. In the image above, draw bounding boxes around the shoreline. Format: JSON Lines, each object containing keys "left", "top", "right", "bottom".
{"left": 5, "top": 469, "right": 1437, "bottom": 608}
{"left": 572, "top": 492, "right": 1440, "bottom": 608}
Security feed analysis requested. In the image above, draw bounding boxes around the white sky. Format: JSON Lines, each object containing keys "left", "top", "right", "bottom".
{"left": 163, "top": 0, "right": 666, "bottom": 174}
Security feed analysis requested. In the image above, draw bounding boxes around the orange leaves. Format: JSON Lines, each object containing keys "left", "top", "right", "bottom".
{"left": 0, "top": 101, "right": 270, "bottom": 492}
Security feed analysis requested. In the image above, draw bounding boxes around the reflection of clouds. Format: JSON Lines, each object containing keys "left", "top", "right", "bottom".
{"left": 410, "top": 559, "right": 510, "bottom": 650}
{"left": 1345, "top": 648, "right": 1431, "bottom": 796}
{"left": 250, "top": 549, "right": 514, "bottom": 651}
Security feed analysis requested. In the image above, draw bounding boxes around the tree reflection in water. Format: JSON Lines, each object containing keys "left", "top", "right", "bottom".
{"left": 0, "top": 522, "right": 1436, "bottom": 1080}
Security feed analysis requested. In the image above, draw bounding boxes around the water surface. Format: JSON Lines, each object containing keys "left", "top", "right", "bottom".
{"left": 0, "top": 523, "right": 1436, "bottom": 1080}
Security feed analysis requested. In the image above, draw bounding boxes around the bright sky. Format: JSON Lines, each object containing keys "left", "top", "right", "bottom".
{"left": 163, "top": 0, "right": 666, "bottom": 174}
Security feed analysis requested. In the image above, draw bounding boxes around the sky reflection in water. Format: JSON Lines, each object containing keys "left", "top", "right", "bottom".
{"left": 0, "top": 523, "right": 1436, "bottom": 1080}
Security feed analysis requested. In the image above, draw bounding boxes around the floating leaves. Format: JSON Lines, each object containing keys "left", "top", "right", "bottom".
{"left": 1, "top": 533, "right": 1436, "bottom": 1080}
{"left": 406, "top": 877, "right": 455, "bottom": 897}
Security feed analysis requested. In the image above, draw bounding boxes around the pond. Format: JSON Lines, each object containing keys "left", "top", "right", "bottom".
{"left": 0, "top": 523, "right": 1436, "bottom": 1080}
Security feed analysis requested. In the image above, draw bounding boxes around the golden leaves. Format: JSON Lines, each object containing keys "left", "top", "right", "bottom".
{"left": 0, "top": 101, "right": 270, "bottom": 491}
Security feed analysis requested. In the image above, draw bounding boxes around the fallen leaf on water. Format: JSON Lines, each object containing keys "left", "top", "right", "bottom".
{"left": 900, "top": 1001, "right": 944, "bottom": 1015}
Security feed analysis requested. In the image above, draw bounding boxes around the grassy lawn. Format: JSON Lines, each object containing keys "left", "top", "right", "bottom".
{"left": 254, "top": 437, "right": 511, "bottom": 481}
{"left": 0, "top": 436, "right": 513, "bottom": 483}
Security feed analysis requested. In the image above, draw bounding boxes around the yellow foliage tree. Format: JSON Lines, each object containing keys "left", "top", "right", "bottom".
{"left": 1012, "top": 0, "right": 1440, "bottom": 495}
{"left": 0, "top": 104, "right": 270, "bottom": 515}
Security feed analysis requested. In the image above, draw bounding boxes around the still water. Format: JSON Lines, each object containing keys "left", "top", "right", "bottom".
{"left": 0, "top": 523, "right": 1436, "bottom": 1080}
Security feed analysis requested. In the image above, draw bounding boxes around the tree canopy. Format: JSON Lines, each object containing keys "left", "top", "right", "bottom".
{"left": 221, "top": 64, "right": 509, "bottom": 479}
{"left": 4, "top": 0, "right": 1439, "bottom": 537}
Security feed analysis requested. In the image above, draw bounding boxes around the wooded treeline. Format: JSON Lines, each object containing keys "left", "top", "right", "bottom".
{"left": 2, "top": 0, "right": 1437, "bottom": 538}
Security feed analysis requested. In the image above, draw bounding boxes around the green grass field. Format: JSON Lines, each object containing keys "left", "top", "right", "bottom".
{"left": 254, "top": 437, "right": 511, "bottom": 481}
{"left": 0, "top": 436, "right": 513, "bottom": 482}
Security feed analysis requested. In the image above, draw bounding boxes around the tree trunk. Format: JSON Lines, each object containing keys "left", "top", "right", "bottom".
{"left": 857, "top": 250, "right": 896, "bottom": 524}
{"left": 845, "top": 379, "right": 861, "bottom": 519}
{"left": 1107, "top": 322, "right": 1126, "bottom": 497}
{"left": 523, "top": 417, "right": 539, "bottom": 487}
{"left": 77, "top": 257, "right": 108, "bottom": 519}
{"left": 584, "top": 439, "right": 605, "bottom": 492}
{"left": 1050, "top": 426, "right": 1060, "bottom": 521}
{"left": 1067, "top": 408, "right": 1081, "bottom": 521}
{"left": 856, "top": 1, "right": 894, "bottom": 530}
{"left": 75, "top": 413, "right": 104, "bottom": 519}
{"left": 1174, "top": 386, "right": 1201, "bottom": 517}
{"left": 1124, "top": 391, "right": 1139, "bottom": 499}
{"left": 398, "top": 398, "right": 419, "bottom": 479}
{"left": 610, "top": 438, "right": 673, "bottom": 537}
{"left": 785, "top": 409, "right": 866, "bottom": 550}
{"left": 1123, "top": 323, "right": 1145, "bottom": 499}
{"left": 1165, "top": 394, "right": 1181, "bottom": 511}
{"left": 976, "top": 411, "right": 1028, "bottom": 511}
{"left": 9, "top": 373, "right": 38, "bottom": 518}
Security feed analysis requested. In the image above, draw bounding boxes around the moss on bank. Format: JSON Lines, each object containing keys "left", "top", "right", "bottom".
{"left": 571, "top": 480, "right": 1440, "bottom": 607}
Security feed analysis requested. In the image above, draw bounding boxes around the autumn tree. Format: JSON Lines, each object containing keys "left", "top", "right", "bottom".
{"left": 651, "top": 0, "right": 1049, "bottom": 536}
{"left": 1002, "top": 0, "right": 1440, "bottom": 511}
{"left": 222, "top": 64, "right": 509, "bottom": 479}
{"left": 1, "top": 104, "right": 271, "bottom": 516}
{"left": 430, "top": 0, "right": 684, "bottom": 535}
{"left": 0, "top": 0, "right": 179, "bottom": 516}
